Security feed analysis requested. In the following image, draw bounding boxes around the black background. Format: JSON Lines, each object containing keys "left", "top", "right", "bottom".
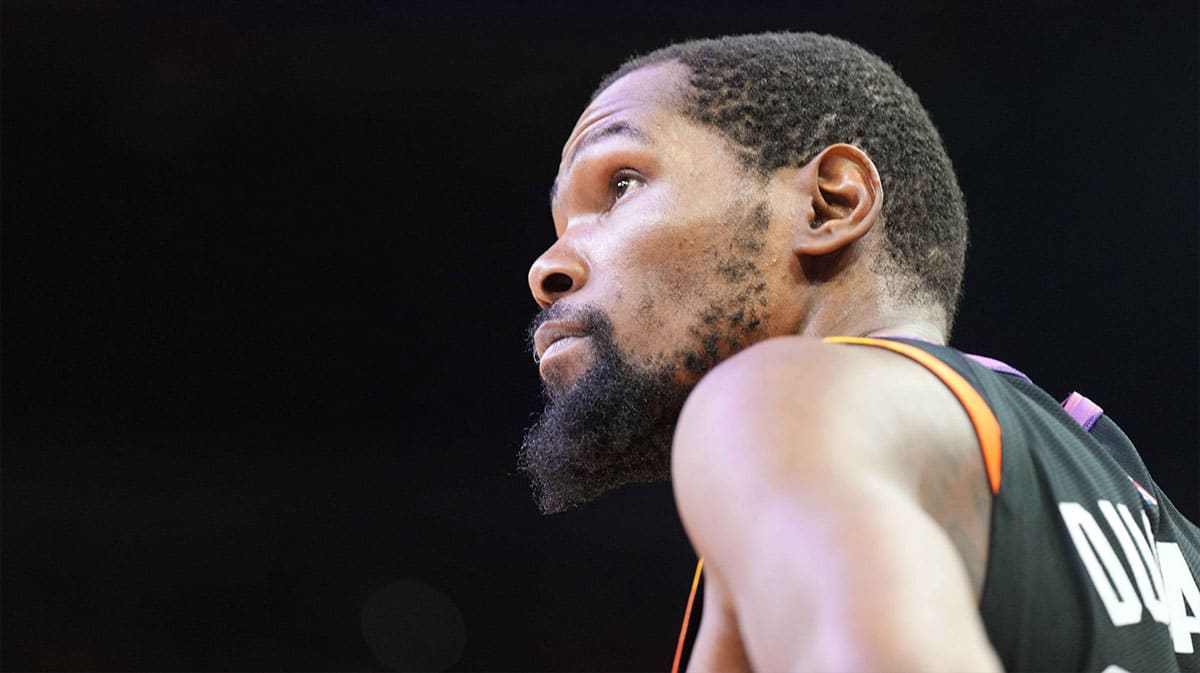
{"left": 3, "top": 1, "right": 1197, "bottom": 670}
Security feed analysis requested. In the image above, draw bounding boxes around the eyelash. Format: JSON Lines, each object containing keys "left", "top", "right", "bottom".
{"left": 608, "top": 169, "right": 644, "bottom": 204}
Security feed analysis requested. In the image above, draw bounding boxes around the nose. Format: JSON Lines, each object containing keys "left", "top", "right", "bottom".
{"left": 528, "top": 237, "right": 589, "bottom": 308}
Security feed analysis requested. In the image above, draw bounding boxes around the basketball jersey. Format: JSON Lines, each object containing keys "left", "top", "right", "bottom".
{"left": 672, "top": 337, "right": 1200, "bottom": 672}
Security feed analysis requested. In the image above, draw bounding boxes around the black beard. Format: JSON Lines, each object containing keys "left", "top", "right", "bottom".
{"left": 518, "top": 199, "right": 773, "bottom": 514}
{"left": 518, "top": 306, "right": 691, "bottom": 514}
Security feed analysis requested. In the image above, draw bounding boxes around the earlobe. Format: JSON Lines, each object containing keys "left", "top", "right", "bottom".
{"left": 795, "top": 143, "right": 883, "bottom": 256}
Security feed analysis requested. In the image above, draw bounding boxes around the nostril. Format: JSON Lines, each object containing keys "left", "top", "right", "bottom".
{"left": 543, "top": 272, "right": 573, "bottom": 294}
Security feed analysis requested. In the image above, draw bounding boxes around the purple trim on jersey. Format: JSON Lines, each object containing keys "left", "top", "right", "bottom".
{"left": 1062, "top": 392, "right": 1104, "bottom": 430}
{"left": 880, "top": 335, "right": 1032, "bottom": 382}
{"left": 880, "top": 335, "right": 1105, "bottom": 432}
{"left": 962, "top": 353, "right": 1032, "bottom": 382}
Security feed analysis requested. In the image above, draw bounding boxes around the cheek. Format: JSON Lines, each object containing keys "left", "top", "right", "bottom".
{"left": 607, "top": 235, "right": 733, "bottom": 354}
{"left": 590, "top": 189, "right": 768, "bottom": 356}
{"left": 613, "top": 206, "right": 718, "bottom": 298}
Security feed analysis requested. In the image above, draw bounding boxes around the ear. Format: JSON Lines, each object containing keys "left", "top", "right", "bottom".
{"left": 793, "top": 143, "right": 883, "bottom": 256}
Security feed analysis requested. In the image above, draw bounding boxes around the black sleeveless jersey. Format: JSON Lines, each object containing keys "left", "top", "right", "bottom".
{"left": 671, "top": 337, "right": 1200, "bottom": 673}
{"left": 877, "top": 338, "right": 1200, "bottom": 672}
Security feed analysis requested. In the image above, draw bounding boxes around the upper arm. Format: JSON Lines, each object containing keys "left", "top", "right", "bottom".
{"left": 672, "top": 337, "right": 1000, "bottom": 672}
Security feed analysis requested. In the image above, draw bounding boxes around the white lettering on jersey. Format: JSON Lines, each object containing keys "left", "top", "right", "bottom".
{"left": 1059, "top": 500, "right": 1200, "bottom": 654}
{"left": 1059, "top": 502, "right": 1142, "bottom": 625}
{"left": 1158, "top": 541, "right": 1200, "bottom": 654}
{"left": 1099, "top": 500, "right": 1168, "bottom": 624}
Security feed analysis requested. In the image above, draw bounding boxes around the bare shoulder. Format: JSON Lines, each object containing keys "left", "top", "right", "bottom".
{"left": 671, "top": 335, "right": 992, "bottom": 594}
{"left": 671, "top": 336, "right": 1001, "bottom": 670}
{"left": 672, "top": 335, "right": 977, "bottom": 484}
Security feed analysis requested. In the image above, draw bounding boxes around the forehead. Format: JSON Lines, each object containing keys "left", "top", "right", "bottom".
{"left": 558, "top": 62, "right": 690, "bottom": 171}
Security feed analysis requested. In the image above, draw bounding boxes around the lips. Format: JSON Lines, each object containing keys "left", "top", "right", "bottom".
{"left": 533, "top": 321, "right": 589, "bottom": 362}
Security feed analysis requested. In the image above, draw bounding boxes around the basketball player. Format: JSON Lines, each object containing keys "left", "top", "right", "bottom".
{"left": 518, "top": 33, "right": 1200, "bottom": 671}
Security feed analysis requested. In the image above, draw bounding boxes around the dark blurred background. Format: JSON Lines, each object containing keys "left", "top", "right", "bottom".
{"left": 2, "top": 1, "right": 1196, "bottom": 670}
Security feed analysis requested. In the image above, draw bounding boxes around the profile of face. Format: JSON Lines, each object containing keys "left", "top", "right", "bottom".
{"left": 518, "top": 63, "right": 808, "bottom": 513}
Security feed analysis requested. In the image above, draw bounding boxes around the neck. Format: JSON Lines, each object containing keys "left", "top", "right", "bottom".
{"left": 864, "top": 322, "right": 946, "bottom": 345}
{"left": 795, "top": 283, "right": 947, "bottom": 345}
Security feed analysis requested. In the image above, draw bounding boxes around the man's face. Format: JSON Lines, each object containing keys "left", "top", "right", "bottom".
{"left": 519, "top": 63, "right": 801, "bottom": 513}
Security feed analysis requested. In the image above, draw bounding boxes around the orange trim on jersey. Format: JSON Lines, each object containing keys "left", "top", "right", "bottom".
{"left": 671, "top": 558, "right": 704, "bottom": 673}
{"left": 824, "top": 336, "right": 1003, "bottom": 495}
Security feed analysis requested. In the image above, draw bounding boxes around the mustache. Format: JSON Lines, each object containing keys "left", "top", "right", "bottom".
{"left": 525, "top": 303, "right": 609, "bottom": 362}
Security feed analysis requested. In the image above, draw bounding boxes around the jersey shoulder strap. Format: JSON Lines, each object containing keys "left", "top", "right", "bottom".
{"left": 824, "top": 336, "right": 1003, "bottom": 492}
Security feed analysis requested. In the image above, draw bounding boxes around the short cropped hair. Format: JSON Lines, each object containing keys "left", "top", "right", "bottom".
{"left": 594, "top": 32, "right": 968, "bottom": 325}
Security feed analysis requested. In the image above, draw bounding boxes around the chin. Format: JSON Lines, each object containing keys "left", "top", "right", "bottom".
{"left": 539, "top": 345, "right": 597, "bottom": 399}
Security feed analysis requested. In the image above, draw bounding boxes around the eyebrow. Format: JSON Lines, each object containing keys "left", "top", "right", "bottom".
{"left": 549, "top": 120, "right": 650, "bottom": 208}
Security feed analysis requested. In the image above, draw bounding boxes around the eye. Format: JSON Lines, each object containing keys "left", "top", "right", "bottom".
{"left": 609, "top": 169, "right": 644, "bottom": 204}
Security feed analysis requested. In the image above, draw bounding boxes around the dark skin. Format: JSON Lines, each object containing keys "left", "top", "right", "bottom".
{"left": 529, "top": 62, "right": 1001, "bottom": 671}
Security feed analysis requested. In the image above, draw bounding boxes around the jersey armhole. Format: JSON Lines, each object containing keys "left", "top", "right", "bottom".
{"left": 824, "top": 336, "right": 1003, "bottom": 495}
